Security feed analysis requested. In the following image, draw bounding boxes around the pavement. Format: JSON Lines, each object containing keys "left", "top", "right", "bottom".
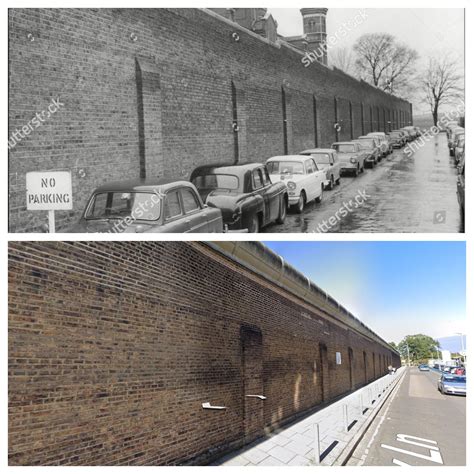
{"left": 212, "top": 368, "right": 405, "bottom": 466}
{"left": 263, "top": 132, "right": 462, "bottom": 233}
{"left": 348, "top": 366, "right": 466, "bottom": 466}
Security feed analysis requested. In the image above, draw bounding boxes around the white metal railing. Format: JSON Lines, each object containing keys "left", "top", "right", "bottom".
{"left": 311, "top": 366, "right": 405, "bottom": 465}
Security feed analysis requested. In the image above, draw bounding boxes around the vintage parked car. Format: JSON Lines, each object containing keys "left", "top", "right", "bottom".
{"left": 454, "top": 137, "right": 465, "bottom": 164}
{"left": 418, "top": 364, "right": 430, "bottom": 372}
{"left": 331, "top": 142, "right": 366, "bottom": 176}
{"left": 299, "top": 148, "right": 341, "bottom": 189}
{"left": 190, "top": 163, "right": 288, "bottom": 233}
{"left": 401, "top": 126, "right": 417, "bottom": 141}
{"left": 393, "top": 129, "right": 410, "bottom": 145}
{"left": 266, "top": 155, "right": 326, "bottom": 213}
{"left": 354, "top": 136, "right": 380, "bottom": 167}
{"left": 67, "top": 178, "right": 224, "bottom": 233}
{"left": 388, "top": 131, "right": 404, "bottom": 149}
{"left": 448, "top": 127, "right": 464, "bottom": 155}
{"left": 457, "top": 155, "right": 465, "bottom": 217}
{"left": 367, "top": 132, "right": 392, "bottom": 156}
{"left": 438, "top": 374, "right": 466, "bottom": 396}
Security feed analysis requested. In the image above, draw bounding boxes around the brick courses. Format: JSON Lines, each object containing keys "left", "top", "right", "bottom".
{"left": 8, "top": 241, "right": 400, "bottom": 465}
{"left": 8, "top": 8, "right": 412, "bottom": 231}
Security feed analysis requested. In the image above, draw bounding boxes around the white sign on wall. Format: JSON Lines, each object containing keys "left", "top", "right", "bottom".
{"left": 26, "top": 171, "right": 73, "bottom": 211}
{"left": 26, "top": 171, "right": 73, "bottom": 233}
{"left": 336, "top": 352, "right": 342, "bottom": 365}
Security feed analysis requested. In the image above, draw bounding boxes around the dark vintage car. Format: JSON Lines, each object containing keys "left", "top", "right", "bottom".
{"left": 67, "top": 178, "right": 223, "bottom": 233}
{"left": 457, "top": 156, "right": 465, "bottom": 217}
{"left": 190, "top": 163, "right": 288, "bottom": 233}
{"left": 388, "top": 131, "right": 405, "bottom": 149}
{"left": 354, "top": 136, "right": 380, "bottom": 167}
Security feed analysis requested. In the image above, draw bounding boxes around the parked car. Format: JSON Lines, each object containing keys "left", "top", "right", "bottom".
{"left": 438, "top": 374, "right": 466, "bottom": 396}
{"left": 190, "top": 163, "right": 288, "bottom": 232}
{"left": 457, "top": 155, "right": 465, "bottom": 216}
{"left": 68, "top": 179, "right": 223, "bottom": 233}
{"left": 266, "top": 155, "right": 326, "bottom": 213}
{"left": 354, "top": 136, "right": 380, "bottom": 167}
{"left": 418, "top": 364, "right": 430, "bottom": 371}
{"left": 401, "top": 126, "right": 417, "bottom": 141}
{"left": 454, "top": 135, "right": 465, "bottom": 163}
{"left": 299, "top": 148, "right": 341, "bottom": 189}
{"left": 414, "top": 127, "right": 422, "bottom": 137}
{"left": 393, "top": 129, "right": 410, "bottom": 145}
{"left": 367, "top": 132, "right": 392, "bottom": 155}
{"left": 448, "top": 127, "right": 464, "bottom": 155}
{"left": 454, "top": 137, "right": 465, "bottom": 164}
{"left": 388, "top": 131, "right": 404, "bottom": 149}
{"left": 331, "top": 142, "right": 366, "bottom": 176}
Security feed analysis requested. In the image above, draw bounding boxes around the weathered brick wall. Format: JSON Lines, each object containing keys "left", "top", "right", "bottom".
{"left": 8, "top": 8, "right": 412, "bottom": 231}
{"left": 9, "top": 241, "right": 400, "bottom": 465}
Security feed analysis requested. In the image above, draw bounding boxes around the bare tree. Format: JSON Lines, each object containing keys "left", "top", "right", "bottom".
{"left": 421, "top": 55, "right": 463, "bottom": 126}
{"left": 353, "top": 33, "right": 418, "bottom": 96}
{"left": 329, "top": 47, "right": 357, "bottom": 77}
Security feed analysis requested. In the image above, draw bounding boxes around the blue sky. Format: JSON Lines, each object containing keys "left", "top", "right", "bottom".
{"left": 263, "top": 242, "right": 466, "bottom": 346}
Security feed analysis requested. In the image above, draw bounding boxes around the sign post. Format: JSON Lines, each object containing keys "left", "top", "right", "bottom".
{"left": 26, "top": 171, "right": 73, "bottom": 233}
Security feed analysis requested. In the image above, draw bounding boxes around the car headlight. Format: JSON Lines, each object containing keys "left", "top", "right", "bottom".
{"left": 287, "top": 181, "right": 296, "bottom": 190}
{"left": 350, "top": 157, "right": 357, "bottom": 164}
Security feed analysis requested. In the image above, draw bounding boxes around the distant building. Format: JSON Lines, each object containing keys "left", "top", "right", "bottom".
{"left": 209, "top": 8, "right": 279, "bottom": 42}
{"left": 282, "top": 8, "right": 328, "bottom": 65}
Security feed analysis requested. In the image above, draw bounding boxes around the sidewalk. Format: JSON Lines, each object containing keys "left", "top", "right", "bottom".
{"left": 212, "top": 367, "right": 405, "bottom": 466}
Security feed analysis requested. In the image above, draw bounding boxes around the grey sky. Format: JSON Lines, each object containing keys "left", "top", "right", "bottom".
{"left": 269, "top": 9, "right": 464, "bottom": 113}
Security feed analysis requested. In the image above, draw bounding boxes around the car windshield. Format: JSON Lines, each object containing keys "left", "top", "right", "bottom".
{"left": 311, "top": 153, "right": 331, "bottom": 164}
{"left": 267, "top": 161, "right": 304, "bottom": 174}
{"left": 444, "top": 376, "right": 466, "bottom": 383}
{"left": 86, "top": 192, "right": 161, "bottom": 221}
{"left": 357, "top": 140, "right": 374, "bottom": 149}
{"left": 333, "top": 144, "right": 355, "bottom": 153}
{"left": 192, "top": 174, "right": 240, "bottom": 191}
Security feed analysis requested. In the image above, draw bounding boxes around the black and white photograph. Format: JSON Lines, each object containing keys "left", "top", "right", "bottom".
{"left": 8, "top": 6, "right": 465, "bottom": 233}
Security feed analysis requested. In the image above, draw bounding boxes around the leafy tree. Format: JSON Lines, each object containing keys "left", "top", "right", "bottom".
{"left": 388, "top": 341, "right": 399, "bottom": 352}
{"left": 398, "top": 334, "right": 440, "bottom": 364}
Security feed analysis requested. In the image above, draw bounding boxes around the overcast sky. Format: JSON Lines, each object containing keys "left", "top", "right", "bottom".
{"left": 264, "top": 241, "right": 466, "bottom": 346}
{"left": 269, "top": 9, "right": 464, "bottom": 113}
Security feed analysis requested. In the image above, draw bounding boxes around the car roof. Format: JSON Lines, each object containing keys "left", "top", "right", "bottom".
{"left": 93, "top": 178, "right": 193, "bottom": 193}
{"left": 367, "top": 132, "right": 386, "bottom": 136}
{"left": 333, "top": 142, "right": 356, "bottom": 146}
{"left": 357, "top": 136, "right": 375, "bottom": 139}
{"left": 192, "top": 162, "right": 263, "bottom": 176}
{"left": 267, "top": 155, "right": 311, "bottom": 162}
{"left": 299, "top": 148, "right": 335, "bottom": 154}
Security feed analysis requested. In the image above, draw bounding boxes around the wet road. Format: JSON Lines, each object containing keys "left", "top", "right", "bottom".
{"left": 264, "top": 133, "right": 463, "bottom": 233}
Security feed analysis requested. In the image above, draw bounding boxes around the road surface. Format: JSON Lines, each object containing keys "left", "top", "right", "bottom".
{"left": 348, "top": 367, "right": 466, "bottom": 466}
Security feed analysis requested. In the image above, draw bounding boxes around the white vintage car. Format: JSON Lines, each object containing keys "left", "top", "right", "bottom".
{"left": 266, "top": 155, "right": 326, "bottom": 213}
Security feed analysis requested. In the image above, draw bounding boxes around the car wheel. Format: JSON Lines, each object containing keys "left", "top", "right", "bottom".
{"left": 336, "top": 176, "right": 341, "bottom": 185}
{"left": 315, "top": 184, "right": 324, "bottom": 203}
{"left": 354, "top": 166, "right": 359, "bottom": 177}
{"left": 294, "top": 191, "right": 306, "bottom": 214}
{"left": 248, "top": 213, "right": 260, "bottom": 233}
{"left": 329, "top": 175, "right": 335, "bottom": 189}
{"left": 276, "top": 196, "right": 287, "bottom": 224}
{"left": 360, "top": 164, "right": 364, "bottom": 173}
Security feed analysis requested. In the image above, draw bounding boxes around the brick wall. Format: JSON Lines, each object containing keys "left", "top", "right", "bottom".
{"left": 8, "top": 8, "right": 412, "bottom": 231}
{"left": 9, "top": 241, "right": 400, "bottom": 465}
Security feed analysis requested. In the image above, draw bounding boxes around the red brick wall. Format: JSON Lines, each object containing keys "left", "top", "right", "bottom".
{"left": 8, "top": 8, "right": 412, "bottom": 231}
{"left": 9, "top": 241, "right": 400, "bottom": 465}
